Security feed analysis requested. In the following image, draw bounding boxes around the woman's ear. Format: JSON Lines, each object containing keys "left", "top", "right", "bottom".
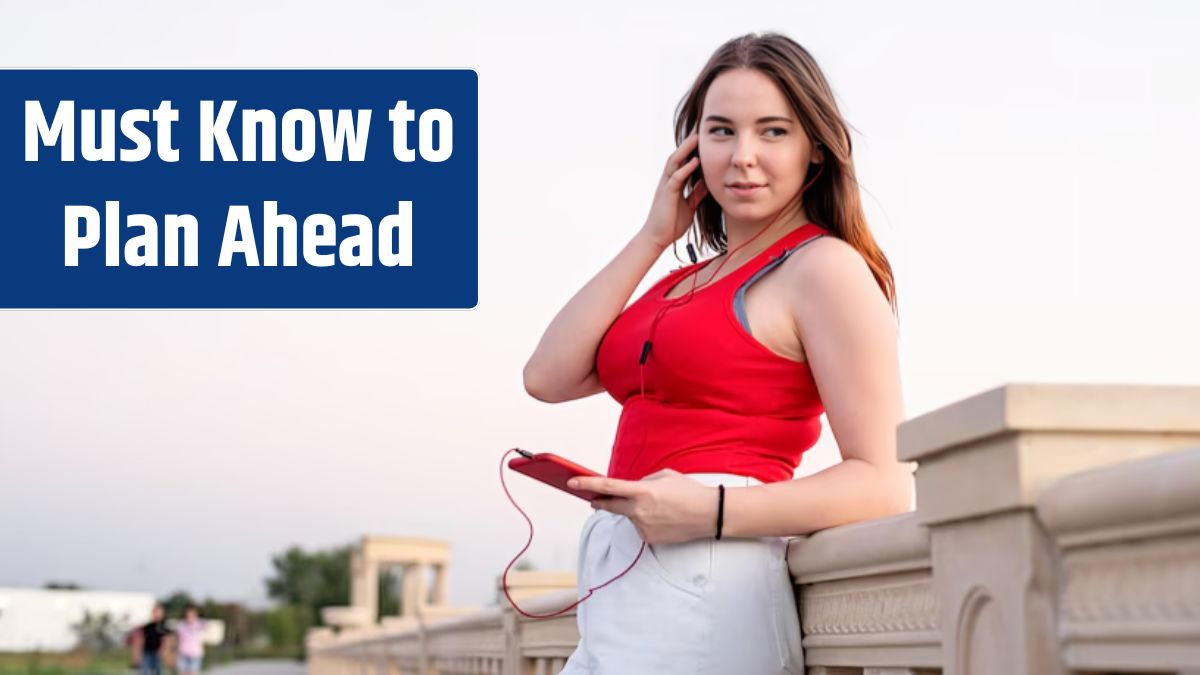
{"left": 812, "top": 142, "right": 825, "bottom": 164}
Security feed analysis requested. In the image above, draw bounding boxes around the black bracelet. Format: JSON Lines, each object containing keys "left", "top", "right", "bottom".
{"left": 715, "top": 484, "right": 725, "bottom": 540}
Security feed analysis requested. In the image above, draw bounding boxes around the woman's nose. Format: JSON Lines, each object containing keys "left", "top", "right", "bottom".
{"left": 731, "top": 138, "right": 758, "bottom": 168}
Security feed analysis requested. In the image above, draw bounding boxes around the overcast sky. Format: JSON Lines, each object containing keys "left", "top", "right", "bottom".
{"left": 2, "top": 0, "right": 1198, "bottom": 610}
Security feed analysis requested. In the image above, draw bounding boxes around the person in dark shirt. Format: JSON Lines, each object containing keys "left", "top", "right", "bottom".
{"left": 138, "top": 604, "right": 173, "bottom": 675}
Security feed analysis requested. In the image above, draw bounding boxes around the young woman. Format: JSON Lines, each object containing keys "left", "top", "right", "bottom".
{"left": 523, "top": 32, "right": 913, "bottom": 674}
{"left": 174, "top": 605, "right": 206, "bottom": 675}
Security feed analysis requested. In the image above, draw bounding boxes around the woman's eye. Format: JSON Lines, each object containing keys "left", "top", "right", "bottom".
{"left": 708, "top": 127, "right": 787, "bottom": 137}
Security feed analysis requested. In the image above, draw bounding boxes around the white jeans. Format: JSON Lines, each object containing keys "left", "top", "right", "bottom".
{"left": 559, "top": 473, "right": 804, "bottom": 675}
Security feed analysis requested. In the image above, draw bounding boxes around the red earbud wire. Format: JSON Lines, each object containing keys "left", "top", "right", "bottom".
{"left": 499, "top": 448, "right": 646, "bottom": 620}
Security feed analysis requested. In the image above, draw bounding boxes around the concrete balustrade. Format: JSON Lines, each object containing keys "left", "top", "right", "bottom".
{"left": 1037, "top": 447, "right": 1200, "bottom": 673}
{"left": 306, "top": 383, "right": 1200, "bottom": 675}
{"left": 788, "top": 512, "right": 938, "bottom": 671}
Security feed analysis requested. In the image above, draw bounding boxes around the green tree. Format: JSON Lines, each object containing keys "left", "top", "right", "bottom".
{"left": 264, "top": 544, "right": 402, "bottom": 633}
{"left": 264, "top": 545, "right": 351, "bottom": 629}
{"left": 160, "top": 590, "right": 198, "bottom": 618}
{"left": 200, "top": 600, "right": 257, "bottom": 647}
{"left": 262, "top": 605, "right": 312, "bottom": 648}
{"left": 72, "top": 610, "right": 127, "bottom": 652}
{"left": 378, "top": 568, "right": 401, "bottom": 619}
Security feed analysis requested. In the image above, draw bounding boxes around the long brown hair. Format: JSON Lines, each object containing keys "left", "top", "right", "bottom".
{"left": 674, "top": 32, "right": 897, "bottom": 312}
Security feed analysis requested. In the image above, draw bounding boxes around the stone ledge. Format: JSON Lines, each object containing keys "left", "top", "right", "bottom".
{"left": 788, "top": 511, "right": 929, "bottom": 584}
{"left": 898, "top": 383, "right": 1200, "bottom": 463}
{"left": 1037, "top": 447, "right": 1200, "bottom": 546}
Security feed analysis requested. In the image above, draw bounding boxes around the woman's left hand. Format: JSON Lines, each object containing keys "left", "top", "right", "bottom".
{"left": 567, "top": 469, "right": 719, "bottom": 544}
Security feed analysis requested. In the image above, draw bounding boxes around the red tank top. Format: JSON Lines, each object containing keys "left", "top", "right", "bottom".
{"left": 595, "top": 223, "right": 828, "bottom": 483}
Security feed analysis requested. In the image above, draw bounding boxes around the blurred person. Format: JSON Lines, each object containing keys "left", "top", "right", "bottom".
{"left": 135, "top": 604, "right": 173, "bottom": 675}
{"left": 175, "top": 604, "right": 207, "bottom": 675}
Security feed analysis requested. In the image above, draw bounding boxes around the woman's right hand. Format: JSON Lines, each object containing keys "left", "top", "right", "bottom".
{"left": 525, "top": 134, "right": 709, "bottom": 403}
{"left": 639, "top": 131, "right": 710, "bottom": 250}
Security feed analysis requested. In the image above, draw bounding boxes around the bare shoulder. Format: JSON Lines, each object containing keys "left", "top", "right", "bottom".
{"left": 776, "top": 233, "right": 893, "bottom": 335}
{"left": 781, "top": 234, "right": 876, "bottom": 293}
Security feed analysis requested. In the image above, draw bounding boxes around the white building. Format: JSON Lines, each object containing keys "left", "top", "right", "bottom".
{"left": 0, "top": 587, "right": 155, "bottom": 652}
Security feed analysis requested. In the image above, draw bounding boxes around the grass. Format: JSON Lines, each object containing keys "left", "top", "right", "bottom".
{"left": 0, "top": 647, "right": 304, "bottom": 675}
{"left": 0, "top": 651, "right": 131, "bottom": 675}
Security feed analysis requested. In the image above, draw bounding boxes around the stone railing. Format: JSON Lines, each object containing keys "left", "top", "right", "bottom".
{"left": 307, "top": 383, "right": 1200, "bottom": 675}
{"left": 308, "top": 588, "right": 580, "bottom": 675}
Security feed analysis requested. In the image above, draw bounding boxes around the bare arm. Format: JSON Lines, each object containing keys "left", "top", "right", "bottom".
{"left": 722, "top": 237, "right": 913, "bottom": 536}
{"left": 524, "top": 132, "right": 709, "bottom": 403}
{"left": 522, "top": 232, "right": 668, "bottom": 402}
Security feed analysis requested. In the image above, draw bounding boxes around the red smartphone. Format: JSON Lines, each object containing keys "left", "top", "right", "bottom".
{"left": 508, "top": 449, "right": 604, "bottom": 501}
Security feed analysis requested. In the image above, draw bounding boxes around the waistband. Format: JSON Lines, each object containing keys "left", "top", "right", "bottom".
{"left": 680, "top": 473, "right": 764, "bottom": 488}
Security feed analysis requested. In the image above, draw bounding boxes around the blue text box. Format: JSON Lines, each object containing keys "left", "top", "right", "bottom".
{"left": 0, "top": 69, "right": 478, "bottom": 308}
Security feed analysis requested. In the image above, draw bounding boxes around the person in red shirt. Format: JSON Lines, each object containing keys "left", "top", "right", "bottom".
{"left": 524, "top": 32, "right": 914, "bottom": 674}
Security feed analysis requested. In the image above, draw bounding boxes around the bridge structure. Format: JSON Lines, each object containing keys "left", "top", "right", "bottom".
{"left": 306, "top": 383, "right": 1200, "bottom": 675}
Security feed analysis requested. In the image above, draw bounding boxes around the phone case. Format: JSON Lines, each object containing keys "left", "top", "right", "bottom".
{"left": 508, "top": 452, "right": 604, "bottom": 501}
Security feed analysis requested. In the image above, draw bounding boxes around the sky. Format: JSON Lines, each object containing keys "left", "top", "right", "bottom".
{"left": 1, "top": 0, "right": 1198, "bottom": 610}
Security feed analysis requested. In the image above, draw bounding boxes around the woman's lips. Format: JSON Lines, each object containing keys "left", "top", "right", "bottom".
{"left": 728, "top": 184, "right": 765, "bottom": 198}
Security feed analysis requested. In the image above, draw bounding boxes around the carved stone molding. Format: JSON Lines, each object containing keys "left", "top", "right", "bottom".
{"left": 801, "top": 572, "right": 939, "bottom": 636}
{"left": 1060, "top": 535, "right": 1200, "bottom": 632}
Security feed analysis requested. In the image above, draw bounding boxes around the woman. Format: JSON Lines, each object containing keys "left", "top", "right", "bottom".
{"left": 174, "top": 605, "right": 206, "bottom": 675}
{"left": 523, "top": 32, "right": 913, "bottom": 674}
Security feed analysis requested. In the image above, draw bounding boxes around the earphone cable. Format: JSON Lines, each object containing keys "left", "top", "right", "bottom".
{"left": 499, "top": 448, "right": 646, "bottom": 620}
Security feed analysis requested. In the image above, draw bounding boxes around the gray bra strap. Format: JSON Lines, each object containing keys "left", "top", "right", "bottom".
{"left": 733, "top": 235, "right": 826, "bottom": 332}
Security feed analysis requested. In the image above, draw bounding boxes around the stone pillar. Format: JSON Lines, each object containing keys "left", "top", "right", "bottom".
{"left": 350, "top": 549, "right": 365, "bottom": 607}
{"left": 900, "top": 384, "right": 1200, "bottom": 675}
{"left": 350, "top": 549, "right": 380, "bottom": 623}
{"left": 432, "top": 564, "right": 448, "bottom": 606}
{"left": 366, "top": 562, "right": 380, "bottom": 622}
{"left": 502, "top": 611, "right": 521, "bottom": 675}
{"left": 415, "top": 563, "right": 429, "bottom": 610}
{"left": 401, "top": 564, "right": 421, "bottom": 616}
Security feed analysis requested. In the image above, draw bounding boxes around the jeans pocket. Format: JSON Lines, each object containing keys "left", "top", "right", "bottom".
{"left": 607, "top": 515, "right": 712, "bottom": 596}
{"left": 643, "top": 537, "right": 713, "bottom": 597}
{"left": 580, "top": 514, "right": 713, "bottom": 672}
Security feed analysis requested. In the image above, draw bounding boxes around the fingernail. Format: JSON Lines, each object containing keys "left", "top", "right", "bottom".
{"left": 567, "top": 479, "right": 579, "bottom": 489}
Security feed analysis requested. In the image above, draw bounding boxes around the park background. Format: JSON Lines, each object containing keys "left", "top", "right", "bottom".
{"left": 1, "top": 0, "right": 1198, "bottom": 668}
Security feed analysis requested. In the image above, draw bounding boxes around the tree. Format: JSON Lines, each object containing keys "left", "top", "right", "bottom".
{"left": 264, "top": 545, "right": 351, "bottom": 629}
{"left": 200, "top": 600, "right": 256, "bottom": 647}
{"left": 72, "top": 610, "right": 127, "bottom": 652}
{"left": 160, "top": 590, "right": 198, "bottom": 618}
{"left": 264, "top": 544, "right": 402, "bottom": 632}
{"left": 378, "top": 568, "right": 401, "bottom": 619}
{"left": 262, "top": 605, "right": 312, "bottom": 648}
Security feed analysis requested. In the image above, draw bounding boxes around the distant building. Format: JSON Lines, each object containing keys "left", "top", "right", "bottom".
{"left": 0, "top": 587, "right": 155, "bottom": 652}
